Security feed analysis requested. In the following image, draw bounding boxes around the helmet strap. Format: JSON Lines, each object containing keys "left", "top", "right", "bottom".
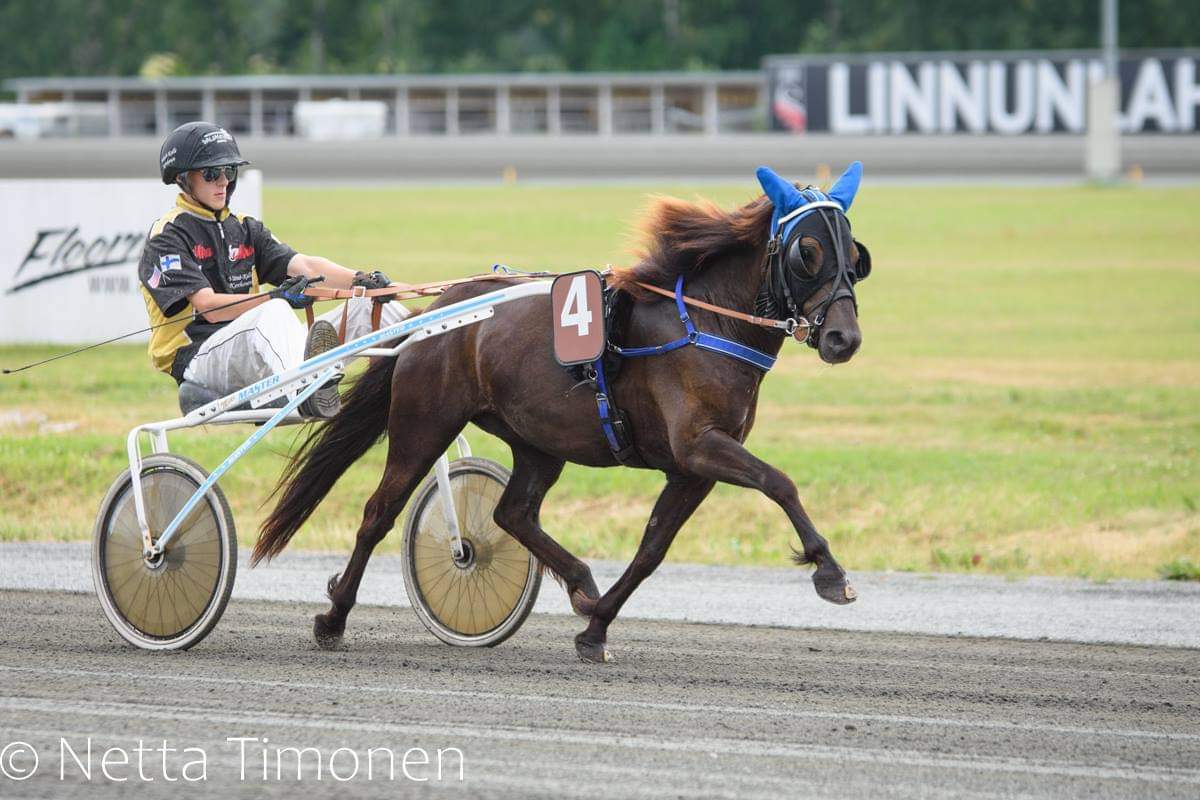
{"left": 176, "top": 172, "right": 229, "bottom": 215}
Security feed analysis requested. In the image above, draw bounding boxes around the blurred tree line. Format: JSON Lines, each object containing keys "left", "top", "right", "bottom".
{"left": 2, "top": 0, "right": 1198, "bottom": 82}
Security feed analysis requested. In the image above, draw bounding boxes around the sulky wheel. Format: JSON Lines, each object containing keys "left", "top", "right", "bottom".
{"left": 91, "top": 454, "right": 236, "bottom": 651}
{"left": 402, "top": 457, "right": 541, "bottom": 647}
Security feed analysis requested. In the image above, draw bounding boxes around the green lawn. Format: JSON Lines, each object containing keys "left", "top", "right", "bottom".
{"left": 1, "top": 182, "right": 1198, "bottom": 580}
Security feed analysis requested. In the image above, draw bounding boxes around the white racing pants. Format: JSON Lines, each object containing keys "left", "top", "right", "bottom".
{"left": 181, "top": 297, "right": 410, "bottom": 395}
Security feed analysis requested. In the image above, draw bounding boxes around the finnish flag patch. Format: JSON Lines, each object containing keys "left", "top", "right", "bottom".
{"left": 159, "top": 254, "right": 182, "bottom": 272}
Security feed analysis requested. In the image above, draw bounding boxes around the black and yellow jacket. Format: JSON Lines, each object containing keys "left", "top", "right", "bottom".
{"left": 137, "top": 194, "right": 297, "bottom": 383}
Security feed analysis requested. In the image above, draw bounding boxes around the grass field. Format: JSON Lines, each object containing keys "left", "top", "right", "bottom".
{"left": 1, "top": 182, "right": 1198, "bottom": 580}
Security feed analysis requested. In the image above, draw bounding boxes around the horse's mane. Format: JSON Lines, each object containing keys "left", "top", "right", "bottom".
{"left": 610, "top": 193, "right": 773, "bottom": 296}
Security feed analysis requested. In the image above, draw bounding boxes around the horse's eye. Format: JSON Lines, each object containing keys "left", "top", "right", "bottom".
{"left": 786, "top": 238, "right": 820, "bottom": 277}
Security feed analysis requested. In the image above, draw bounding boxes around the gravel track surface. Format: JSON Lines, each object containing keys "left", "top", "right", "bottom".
{"left": 4, "top": 542, "right": 1200, "bottom": 648}
{"left": 0, "top": 589, "right": 1197, "bottom": 799}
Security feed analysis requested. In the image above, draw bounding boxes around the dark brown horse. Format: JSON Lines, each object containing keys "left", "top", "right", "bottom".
{"left": 255, "top": 164, "right": 872, "bottom": 662}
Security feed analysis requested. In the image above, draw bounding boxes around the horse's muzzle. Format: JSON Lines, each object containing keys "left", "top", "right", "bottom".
{"left": 818, "top": 327, "right": 861, "bottom": 364}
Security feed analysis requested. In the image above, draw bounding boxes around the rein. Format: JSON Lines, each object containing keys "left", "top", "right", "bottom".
{"left": 301, "top": 272, "right": 545, "bottom": 303}
{"left": 631, "top": 280, "right": 810, "bottom": 339}
{"left": 308, "top": 270, "right": 810, "bottom": 348}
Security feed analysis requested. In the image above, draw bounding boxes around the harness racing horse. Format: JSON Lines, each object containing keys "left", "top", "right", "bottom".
{"left": 256, "top": 163, "right": 874, "bottom": 663}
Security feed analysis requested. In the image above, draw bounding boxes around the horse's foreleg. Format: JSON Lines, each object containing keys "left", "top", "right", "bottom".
{"left": 680, "top": 429, "right": 856, "bottom": 606}
{"left": 493, "top": 444, "right": 600, "bottom": 617}
{"left": 575, "top": 474, "right": 713, "bottom": 663}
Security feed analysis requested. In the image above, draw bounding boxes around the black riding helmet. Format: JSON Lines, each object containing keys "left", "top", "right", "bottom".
{"left": 158, "top": 121, "right": 250, "bottom": 211}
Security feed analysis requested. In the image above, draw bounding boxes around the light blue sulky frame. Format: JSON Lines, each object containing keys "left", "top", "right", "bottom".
{"left": 125, "top": 280, "right": 551, "bottom": 561}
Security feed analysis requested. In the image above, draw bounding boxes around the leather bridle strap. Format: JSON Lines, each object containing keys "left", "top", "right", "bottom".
{"left": 632, "top": 280, "right": 808, "bottom": 337}
{"left": 301, "top": 273, "right": 545, "bottom": 303}
{"left": 804, "top": 206, "right": 858, "bottom": 329}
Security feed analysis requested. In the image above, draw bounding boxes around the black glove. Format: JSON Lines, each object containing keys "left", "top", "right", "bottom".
{"left": 269, "top": 275, "right": 320, "bottom": 309}
{"left": 353, "top": 270, "right": 394, "bottom": 303}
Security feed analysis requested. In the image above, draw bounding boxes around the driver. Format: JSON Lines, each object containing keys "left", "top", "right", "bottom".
{"left": 137, "top": 121, "right": 408, "bottom": 418}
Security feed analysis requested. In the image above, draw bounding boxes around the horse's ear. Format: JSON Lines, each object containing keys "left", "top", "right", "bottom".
{"left": 756, "top": 166, "right": 802, "bottom": 210}
{"left": 828, "top": 161, "right": 863, "bottom": 211}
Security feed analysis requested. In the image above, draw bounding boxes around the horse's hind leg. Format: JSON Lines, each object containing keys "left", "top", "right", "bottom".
{"left": 313, "top": 421, "right": 465, "bottom": 649}
{"left": 491, "top": 442, "right": 600, "bottom": 617}
{"left": 575, "top": 474, "right": 714, "bottom": 663}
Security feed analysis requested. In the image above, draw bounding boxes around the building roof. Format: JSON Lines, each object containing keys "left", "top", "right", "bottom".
{"left": 5, "top": 71, "right": 765, "bottom": 93}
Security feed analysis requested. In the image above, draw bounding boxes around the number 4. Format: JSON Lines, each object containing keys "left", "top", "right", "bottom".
{"left": 560, "top": 274, "right": 592, "bottom": 336}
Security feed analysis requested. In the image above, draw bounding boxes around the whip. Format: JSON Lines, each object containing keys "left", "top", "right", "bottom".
{"left": 2, "top": 278, "right": 324, "bottom": 375}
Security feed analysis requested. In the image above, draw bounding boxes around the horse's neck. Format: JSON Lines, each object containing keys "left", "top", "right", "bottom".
{"left": 689, "top": 253, "right": 785, "bottom": 358}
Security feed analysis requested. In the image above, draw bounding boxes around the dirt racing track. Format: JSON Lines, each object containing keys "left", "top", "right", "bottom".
{"left": 1, "top": 545, "right": 1198, "bottom": 799}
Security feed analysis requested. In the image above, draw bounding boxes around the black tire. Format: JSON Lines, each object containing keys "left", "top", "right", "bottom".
{"left": 402, "top": 457, "right": 541, "bottom": 647}
{"left": 91, "top": 454, "right": 236, "bottom": 650}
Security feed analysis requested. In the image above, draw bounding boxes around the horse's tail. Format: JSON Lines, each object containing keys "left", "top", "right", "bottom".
{"left": 253, "top": 354, "right": 396, "bottom": 564}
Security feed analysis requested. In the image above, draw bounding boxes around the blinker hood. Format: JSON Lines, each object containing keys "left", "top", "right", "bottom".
{"left": 753, "top": 162, "right": 866, "bottom": 342}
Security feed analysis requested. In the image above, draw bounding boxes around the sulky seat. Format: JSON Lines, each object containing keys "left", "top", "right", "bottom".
{"left": 178, "top": 381, "right": 222, "bottom": 415}
{"left": 178, "top": 380, "right": 290, "bottom": 416}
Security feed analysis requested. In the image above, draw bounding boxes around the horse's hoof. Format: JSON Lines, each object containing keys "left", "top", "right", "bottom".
{"left": 313, "top": 614, "right": 345, "bottom": 650}
{"left": 570, "top": 589, "right": 598, "bottom": 618}
{"left": 813, "top": 571, "right": 857, "bottom": 605}
{"left": 574, "top": 634, "right": 614, "bottom": 664}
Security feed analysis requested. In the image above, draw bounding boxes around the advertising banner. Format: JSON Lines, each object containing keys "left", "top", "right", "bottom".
{"left": 765, "top": 50, "right": 1200, "bottom": 134}
{"left": 0, "top": 171, "right": 262, "bottom": 343}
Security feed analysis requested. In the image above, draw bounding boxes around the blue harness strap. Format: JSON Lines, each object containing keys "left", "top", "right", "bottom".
{"left": 608, "top": 275, "right": 776, "bottom": 372}
{"left": 592, "top": 357, "right": 624, "bottom": 454}
{"left": 587, "top": 275, "right": 775, "bottom": 464}
{"left": 692, "top": 332, "right": 777, "bottom": 371}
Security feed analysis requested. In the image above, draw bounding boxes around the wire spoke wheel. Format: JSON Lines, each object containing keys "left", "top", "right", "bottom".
{"left": 92, "top": 454, "right": 236, "bottom": 651}
{"left": 402, "top": 457, "right": 540, "bottom": 647}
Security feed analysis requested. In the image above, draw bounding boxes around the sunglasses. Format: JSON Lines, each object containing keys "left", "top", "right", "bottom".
{"left": 200, "top": 165, "right": 238, "bottom": 183}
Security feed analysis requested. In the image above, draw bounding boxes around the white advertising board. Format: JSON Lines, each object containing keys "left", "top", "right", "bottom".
{"left": 0, "top": 171, "right": 262, "bottom": 344}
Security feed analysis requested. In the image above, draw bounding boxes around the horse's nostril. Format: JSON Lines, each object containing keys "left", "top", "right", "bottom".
{"left": 821, "top": 329, "right": 860, "bottom": 361}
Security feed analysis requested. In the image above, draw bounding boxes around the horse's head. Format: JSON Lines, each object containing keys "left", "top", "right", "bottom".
{"left": 755, "top": 163, "right": 872, "bottom": 364}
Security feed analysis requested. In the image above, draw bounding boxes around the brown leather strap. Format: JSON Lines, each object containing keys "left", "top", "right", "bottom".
{"left": 338, "top": 300, "right": 350, "bottom": 344}
{"left": 370, "top": 301, "right": 382, "bottom": 332}
{"left": 300, "top": 273, "right": 543, "bottom": 303}
{"left": 631, "top": 281, "right": 798, "bottom": 332}
{"left": 297, "top": 271, "right": 799, "bottom": 335}
{"left": 304, "top": 305, "right": 314, "bottom": 329}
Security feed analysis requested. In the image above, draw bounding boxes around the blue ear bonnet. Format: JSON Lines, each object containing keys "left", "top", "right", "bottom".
{"left": 756, "top": 161, "right": 862, "bottom": 242}
{"left": 773, "top": 186, "right": 835, "bottom": 239}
